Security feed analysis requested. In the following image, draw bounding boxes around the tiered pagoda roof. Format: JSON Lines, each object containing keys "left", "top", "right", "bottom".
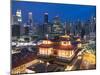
{"left": 54, "top": 45, "right": 74, "bottom": 50}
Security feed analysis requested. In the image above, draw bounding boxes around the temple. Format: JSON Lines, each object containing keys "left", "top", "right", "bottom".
{"left": 37, "top": 34, "right": 81, "bottom": 63}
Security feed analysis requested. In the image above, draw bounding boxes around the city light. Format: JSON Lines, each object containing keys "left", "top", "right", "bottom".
{"left": 11, "top": 1, "right": 96, "bottom": 74}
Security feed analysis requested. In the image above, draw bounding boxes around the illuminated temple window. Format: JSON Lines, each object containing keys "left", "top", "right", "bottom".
{"left": 42, "top": 40, "right": 52, "bottom": 44}
{"left": 47, "top": 48, "right": 53, "bottom": 55}
{"left": 61, "top": 41, "right": 71, "bottom": 46}
{"left": 58, "top": 50, "right": 74, "bottom": 58}
{"left": 39, "top": 48, "right": 53, "bottom": 55}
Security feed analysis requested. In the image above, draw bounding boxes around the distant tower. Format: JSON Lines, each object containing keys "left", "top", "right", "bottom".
{"left": 42, "top": 12, "right": 49, "bottom": 36}
{"left": 90, "top": 16, "right": 96, "bottom": 33}
{"left": 27, "top": 12, "right": 34, "bottom": 35}
{"left": 64, "top": 21, "right": 71, "bottom": 35}
{"left": 44, "top": 12, "right": 48, "bottom": 23}
{"left": 28, "top": 12, "right": 33, "bottom": 25}
{"left": 64, "top": 22, "right": 67, "bottom": 35}
{"left": 12, "top": 24, "right": 20, "bottom": 37}
{"left": 76, "top": 19, "right": 82, "bottom": 35}
{"left": 24, "top": 23, "right": 30, "bottom": 36}
{"left": 52, "top": 16, "right": 63, "bottom": 35}
{"left": 11, "top": 15, "right": 18, "bottom": 25}
{"left": 69, "top": 22, "right": 72, "bottom": 34}
{"left": 16, "top": 9, "right": 22, "bottom": 23}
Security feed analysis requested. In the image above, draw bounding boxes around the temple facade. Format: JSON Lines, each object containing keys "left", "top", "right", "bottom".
{"left": 38, "top": 38, "right": 53, "bottom": 56}
{"left": 54, "top": 35, "right": 75, "bottom": 60}
{"left": 38, "top": 34, "right": 82, "bottom": 61}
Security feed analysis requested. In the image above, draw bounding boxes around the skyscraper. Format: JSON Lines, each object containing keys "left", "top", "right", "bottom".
{"left": 44, "top": 12, "right": 48, "bottom": 23}
{"left": 24, "top": 23, "right": 30, "bottom": 36}
{"left": 11, "top": 11, "right": 21, "bottom": 37}
{"left": 75, "top": 19, "right": 82, "bottom": 35}
{"left": 90, "top": 16, "right": 96, "bottom": 33}
{"left": 27, "top": 12, "right": 34, "bottom": 35}
{"left": 42, "top": 12, "right": 49, "bottom": 36}
{"left": 16, "top": 9, "right": 25, "bottom": 36}
{"left": 16, "top": 9, "right": 22, "bottom": 23}
{"left": 28, "top": 12, "right": 33, "bottom": 25}
{"left": 12, "top": 24, "right": 20, "bottom": 37}
{"left": 64, "top": 21, "right": 71, "bottom": 35}
{"left": 11, "top": 15, "right": 18, "bottom": 25}
{"left": 51, "top": 16, "right": 63, "bottom": 35}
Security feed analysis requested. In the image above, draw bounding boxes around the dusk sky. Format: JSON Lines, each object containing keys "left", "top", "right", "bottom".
{"left": 12, "top": 1, "right": 96, "bottom": 24}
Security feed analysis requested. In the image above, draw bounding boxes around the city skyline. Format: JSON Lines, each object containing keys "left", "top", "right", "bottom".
{"left": 11, "top": 1, "right": 96, "bottom": 74}
{"left": 12, "top": 1, "right": 96, "bottom": 24}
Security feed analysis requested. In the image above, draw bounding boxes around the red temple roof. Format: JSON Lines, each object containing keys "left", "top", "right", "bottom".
{"left": 58, "top": 37, "right": 70, "bottom": 41}
{"left": 54, "top": 45, "right": 74, "bottom": 50}
{"left": 38, "top": 44, "right": 53, "bottom": 48}
{"left": 12, "top": 53, "right": 36, "bottom": 69}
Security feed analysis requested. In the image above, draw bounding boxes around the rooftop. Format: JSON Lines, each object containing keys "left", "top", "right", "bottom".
{"left": 12, "top": 49, "right": 36, "bottom": 69}
{"left": 54, "top": 45, "right": 74, "bottom": 50}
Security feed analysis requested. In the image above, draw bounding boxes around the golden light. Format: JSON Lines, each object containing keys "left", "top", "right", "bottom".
{"left": 42, "top": 40, "right": 52, "bottom": 44}
{"left": 61, "top": 41, "right": 71, "bottom": 46}
{"left": 58, "top": 50, "right": 74, "bottom": 58}
{"left": 76, "top": 38, "right": 81, "bottom": 42}
{"left": 60, "top": 34, "right": 70, "bottom": 38}
{"left": 46, "top": 62, "right": 50, "bottom": 66}
{"left": 47, "top": 48, "right": 53, "bottom": 55}
{"left": 39, "top": 60, "right": 44, "bottom": 63}
{"left": 83, "top": 52, "right": 96, "bottom": 64}
{"left": 39, "top": 48, "right": 53, "bottom": 55}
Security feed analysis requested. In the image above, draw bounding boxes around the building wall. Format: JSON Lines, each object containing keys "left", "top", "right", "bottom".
{"left": 57, "top": 50, "right": 74, "bottom": 58}
{"left": 39, "top": 48, "right": 53, "bottom": 55}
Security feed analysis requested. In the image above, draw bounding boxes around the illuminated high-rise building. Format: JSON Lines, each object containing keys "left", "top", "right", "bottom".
{"left": 27, "top": 12, "right": 37, "bottom": 35}
{"left": 90, "top": 16, "right": 96, "bottom": 33}
{"left": 44, "top": 12, "right": 48, "bottom": 23}
{"left": 51, "top": 16, "right": 64, "bottom": 35}
{"left": 16, "top": 9, "right": 22, "bottom": 23}
{"left": 15, "top": 9, "right": 25, "bottom": 36}
{"left": 64, "top": 21, "right": 71, "bottom": 35}
{"left": 11, "top": 10, "right": 22, "bottom": 37}
{"left": 28, "top": 12, "right": 33, "bottom": 35}
{"left": 24, "top": 23, "right": 30, "bottom": 36}
{"left": 28, "top": 12, "right": 33, "bottom": 25}
{"left": 42, "top": 12, "right": 49, "bottom": 35}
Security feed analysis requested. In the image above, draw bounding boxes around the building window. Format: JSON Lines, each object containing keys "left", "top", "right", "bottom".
{"left": 61, "top": 41, "right": 71, "bottom": 46}
{"left": 58, "top": 50, "right": 73, "bottom": 58}
{"left": 42, "top": 40, "right": 52, "bottom": 44}
{"left": 47, "top": 48, "right": 52, "bottom": 55}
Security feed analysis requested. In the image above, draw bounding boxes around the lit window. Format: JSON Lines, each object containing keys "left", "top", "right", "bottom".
{"left": 47, "top": 48, "right": 52, "bottom": 55}
{"left": 61, "top": 50, "right": 66, "bottom": 57}
{"left": 42, "top": 40, "right": 52, "bottom": 44}
{"left": 58, "top": 50, "right": 61, "bottom": 57}
{"left": 43, "top": 40, "right": 47, "bottom": 44}
{"left": 61, "top": 41, "right": 71, "bottom": 46}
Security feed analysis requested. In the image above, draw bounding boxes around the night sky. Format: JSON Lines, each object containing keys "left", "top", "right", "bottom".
{"left": 12, "top": 1, "right": 96, "bottom": 24}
